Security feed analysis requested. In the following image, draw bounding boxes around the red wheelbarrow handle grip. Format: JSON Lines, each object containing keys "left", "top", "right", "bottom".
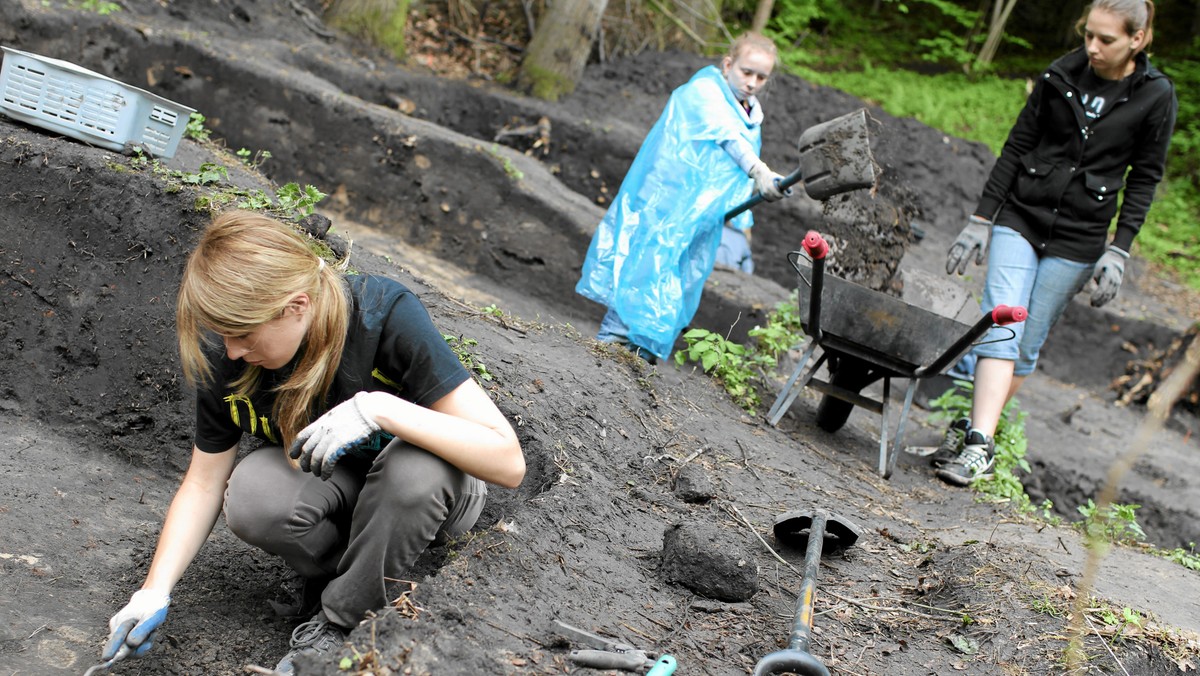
{"left": 991, "top": 305, "right": 1028, "bottom": 325}
{"left": 802, "top": 231, "right": 829, "bottom": 260}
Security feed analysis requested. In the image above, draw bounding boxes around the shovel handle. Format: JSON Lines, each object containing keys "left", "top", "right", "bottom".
{"left": 991, "top": 305, "right": 1028, "bottom": 325}
{"left": 724, "top": 167, "right": 804, "bottom": 222}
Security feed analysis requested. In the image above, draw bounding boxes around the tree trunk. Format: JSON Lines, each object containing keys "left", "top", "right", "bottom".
{"left": 325, "top": 0, "right": 410, "bottom": 60}
{"left": 519, "top": 0, "right": 608, "bottom": 101}
{"left": 974, "top": 0, "right": 1019, "bottom": 70}
{"left": 751, "top": 0, "right": 776, "bottom": 32}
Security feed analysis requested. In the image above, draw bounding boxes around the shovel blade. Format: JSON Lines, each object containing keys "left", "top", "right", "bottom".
{"left": 773, "top": 509, "right": 862, "bottom": 552}
{"left": 796, "top": 108, "right": 875, "bottom": 201}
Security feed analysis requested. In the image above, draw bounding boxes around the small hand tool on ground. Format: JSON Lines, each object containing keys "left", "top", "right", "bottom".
{"left": 752, "top": 509, "right": 862, "bottom": 676}
{"left": 82, "top": 642, "right": 132, "bottom": 676}
{"left": 554, "top": 620, "right": 676, "bottom": 674}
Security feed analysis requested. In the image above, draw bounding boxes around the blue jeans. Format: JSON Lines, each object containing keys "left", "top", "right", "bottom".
{"left": 597, "top": 307, "right": 631, "bottom": 344}
{"left": 596, "top": 308, "right": 658, "bottom": 363}
{"left": 715, "top": 227, "right": 754, "bottom": 274}
{"left": 957, "top": 225, "right": 1093, "bottom": 377}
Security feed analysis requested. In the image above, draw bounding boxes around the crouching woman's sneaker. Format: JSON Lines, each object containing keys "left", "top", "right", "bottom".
{"left": 275, "top": 611, "right": 348, "bottom": 675}
{"left": 935, "top": 429, "right": 995, "bottom": 487}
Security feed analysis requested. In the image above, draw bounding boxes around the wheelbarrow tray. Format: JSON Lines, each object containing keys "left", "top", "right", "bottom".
{"left": 793, "top": 258, "right": 973, "bottom": 377}
{"left": 769, "top": 239, "right": 1024, "bottom": 479}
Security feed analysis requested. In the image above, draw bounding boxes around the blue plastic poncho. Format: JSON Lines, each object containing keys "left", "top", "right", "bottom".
{"left": 576, "top": 65, "right": 761, "bottom": 360}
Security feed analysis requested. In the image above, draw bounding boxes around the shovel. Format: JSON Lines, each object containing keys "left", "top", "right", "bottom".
{"left": 725, "top": 108, "right": 875, "bottom": 221}
{"left": 752, "top": 509, "right": 863, "bottom": 676}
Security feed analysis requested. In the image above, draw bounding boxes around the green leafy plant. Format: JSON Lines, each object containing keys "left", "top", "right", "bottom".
{"left": 746, "top": 292, "right": 805, "bottom": 365}
{"left": 1156, "top": 542, "right": 1200, "bottom": 571}
{"left": 236, "top": 188, "right": 275, "bottom": 211}
{"left": 185, "top": 112, "right": 212, "bottom": 142}
{"left": 70, "top": 0, "right": 120, "bottom": 15}
{"left": 443, "top": 334, "right": 493, "bottom": 383}
{"left": 673, "top": 295, "right": 805, "bottom": 415}
{"left": 486, "top": 144, "right": 524, "bottom": 180}
{"left": 674, "top": 328, "right": 768, "bottom": 414}
{"left": 1076, "top": 499, "right": 1146, "bottom": 546}
{"left": 1031, "top": 595, "right": 1066, "bottom": 618}
{"left": 176, "top": 162, "right": 229, "bottom": 186}
{"left": 1091, "top": 604, "right": 1144, "bottom": 645}
{"left": 481, "top": 303, "right": 506, "bottom": 319}
{"left": 236, "top": 147, "right": 272, "bottom": 170}
{"left": 275, "top": 182, "right": 327, "bottom": 218}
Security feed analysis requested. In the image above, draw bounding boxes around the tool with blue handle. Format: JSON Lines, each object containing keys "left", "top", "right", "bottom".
{"left": 555, "top": 620, "right": 676, "bottom": 674}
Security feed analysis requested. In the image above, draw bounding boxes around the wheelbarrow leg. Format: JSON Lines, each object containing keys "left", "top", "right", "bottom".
{"left": 767, "top": 342, "right": 824, "bottom": 426}
{"left": 883, "top": 379, "right": 919, "bottom": 479}
{"left": 877, "top": 376, "right": 890, "bottom": 478}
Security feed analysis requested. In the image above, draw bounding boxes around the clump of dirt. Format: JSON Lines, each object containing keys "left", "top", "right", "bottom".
{"left": 1, "top": 2, "right": 1198, "bottom": 676}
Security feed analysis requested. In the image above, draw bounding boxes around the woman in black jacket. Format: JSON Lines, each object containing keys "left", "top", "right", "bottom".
{"left": 934, "top": 0, "right": 1177, "bottom": 486}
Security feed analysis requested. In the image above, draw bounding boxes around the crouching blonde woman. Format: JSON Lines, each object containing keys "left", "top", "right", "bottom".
{"left": 99, "top": 210, "right": 525, "bottom": 673}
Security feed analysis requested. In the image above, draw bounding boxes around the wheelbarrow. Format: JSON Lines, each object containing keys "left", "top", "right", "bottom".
{"left": 766, "top": 231, "right": 1027, "bottom": 478}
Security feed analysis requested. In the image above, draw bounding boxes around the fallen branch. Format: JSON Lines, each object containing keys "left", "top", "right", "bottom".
{"left": 1083, "top": 613, "right": 1131, "bottom": 676}
{"left": 726, "top": 503, "right": 799, "bottom": 575}
{"left": 822, "top": 589, "right": 962, "bottom": 621}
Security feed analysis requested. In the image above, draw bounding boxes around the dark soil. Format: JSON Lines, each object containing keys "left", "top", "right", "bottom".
{"left": 1, "top": 2, "right": 1198, "bottom": 675}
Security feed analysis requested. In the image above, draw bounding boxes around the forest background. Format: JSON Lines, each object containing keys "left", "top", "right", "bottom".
{"left": 317, "top": 0, "right": 1198, "bottom": 289}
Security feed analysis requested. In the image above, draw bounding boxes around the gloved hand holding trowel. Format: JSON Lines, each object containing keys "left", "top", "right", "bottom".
{"left": 83, "top": 589, "right": 170, "bottom": 674}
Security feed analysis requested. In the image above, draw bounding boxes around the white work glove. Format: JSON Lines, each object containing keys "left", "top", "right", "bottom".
{"left": 749, "top": 160, "right": 786, "bottom": 202}
{"left": 1090, "top": 245, "right": 1129, "bottom": 308}
{"left": 946, "top": 215, "right": 991, "bottom": 275}
{"left": 103, "top": 589, "right": 171, "bottom": 661}
{"left": 289, "top": 391, "right": 390, "bottom": 480}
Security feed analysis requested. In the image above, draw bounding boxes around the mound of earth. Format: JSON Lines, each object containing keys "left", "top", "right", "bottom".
{"left": 1, "top": 2, "right": 1198, "bottom": 675}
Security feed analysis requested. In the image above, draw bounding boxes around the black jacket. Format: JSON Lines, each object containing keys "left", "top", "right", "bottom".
{"left": 975, "top": 47, "right": 1177, "bottom": 263}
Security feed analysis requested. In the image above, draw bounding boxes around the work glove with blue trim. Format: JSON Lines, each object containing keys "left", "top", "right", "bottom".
{"left": 1090, "top": 245, "right": 1129, "bottom": 308}
{"left": 749, "top": 160, "right": 787, "bottom": 202}
{"left": 104, "top": 589, "right": 171, "bottom": 661}
{"left": 290, "top": 391, "right": 388, "bottom": 480}
{"left": 946, "top": 215, "right": 991, "bottom": 275}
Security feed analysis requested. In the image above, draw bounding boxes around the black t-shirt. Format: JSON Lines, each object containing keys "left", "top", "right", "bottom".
{"left": 193, "top": 274, "right": 470, "bottom": 453}
{"left": 1078, "top": 67, "right": 1129, "bottom": 120}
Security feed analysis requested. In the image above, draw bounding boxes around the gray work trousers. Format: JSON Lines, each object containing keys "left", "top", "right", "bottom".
{"left": 223, "top": 439, "right": 486, "bottom": 629}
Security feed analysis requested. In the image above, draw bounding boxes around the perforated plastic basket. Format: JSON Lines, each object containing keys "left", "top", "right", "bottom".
{"left": 0, "top": 46, "right": 195, "bottom": 158}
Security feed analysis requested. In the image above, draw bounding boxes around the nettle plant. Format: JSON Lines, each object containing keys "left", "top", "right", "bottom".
{"left": 674, "top": 292, "right": 806, "bottom": 416}
{"left": 1076, "top": 499, "right": 1147, "bottom": 547}
{"left": 443, "top": 334, "right": 494, "bottom": 384}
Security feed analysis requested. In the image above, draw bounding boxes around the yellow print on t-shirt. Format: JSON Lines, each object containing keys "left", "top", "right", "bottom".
{"left": 224, "top": 394, "right": 279, "bottom": 444}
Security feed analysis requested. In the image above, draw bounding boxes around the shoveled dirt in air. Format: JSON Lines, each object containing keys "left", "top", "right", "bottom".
{"left": 0, "top": 2, "right": 1198, "bottom": 675}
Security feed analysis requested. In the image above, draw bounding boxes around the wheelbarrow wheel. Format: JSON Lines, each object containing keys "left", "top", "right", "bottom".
{"left": 815, "top": 395, "right": 854, "bottom": 432}
{"left": 815, "top": 356, "right": 877, "bottom": 433}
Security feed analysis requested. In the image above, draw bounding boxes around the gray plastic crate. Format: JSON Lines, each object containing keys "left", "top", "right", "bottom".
{"left": 0, "top": 46, "right": 195, "bottom": 158}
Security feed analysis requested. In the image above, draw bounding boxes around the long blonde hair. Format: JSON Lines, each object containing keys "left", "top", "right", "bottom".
{"left": 176, "top": 210, "right": 350, "bottom": 449}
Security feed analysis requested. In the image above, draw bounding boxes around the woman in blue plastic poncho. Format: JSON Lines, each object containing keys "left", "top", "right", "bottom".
{"left": 576, "top": 32, "right": 791, "bottom": 363}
